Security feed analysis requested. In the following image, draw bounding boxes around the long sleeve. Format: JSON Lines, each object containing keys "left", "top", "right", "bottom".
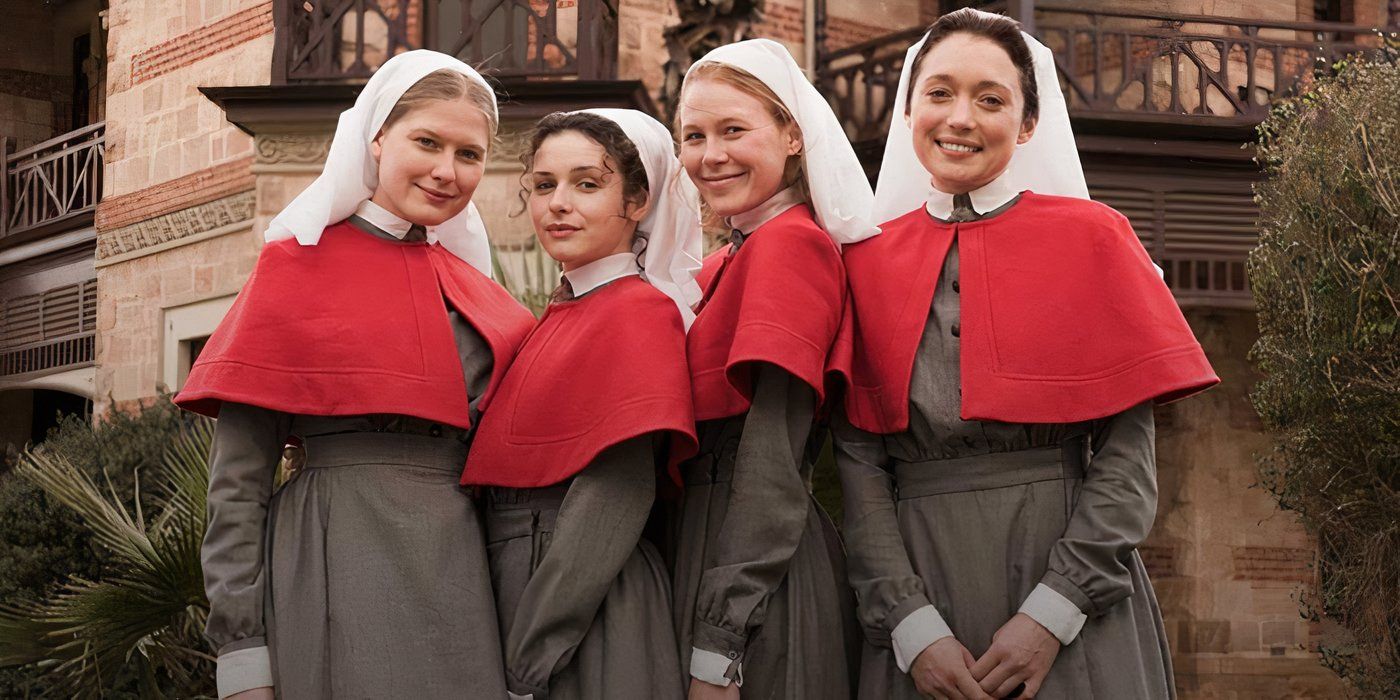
{"left": 832, "top": 408, "right": 951, "bottom": 672}
{"left": 1027, "top": 402, "right": 1158, "bottom": 636}
{"left": 201, "top": 402, "right": 291, "bottom": 698}
{"left": 690, "top": 362, "right": 815, "bottom": 684}
{"left": 503, "top": 435, "right": 656, "bottom": 700}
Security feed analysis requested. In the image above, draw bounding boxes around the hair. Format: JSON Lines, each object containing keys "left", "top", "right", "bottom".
{"left": 904, "top": 8, "right": 1039, "bottom": 125}
{"left": 516, "top": 111, "right": 653, "bottom": 268}
{"left": 381, "top": 68, "right": 500, "bottom": 142}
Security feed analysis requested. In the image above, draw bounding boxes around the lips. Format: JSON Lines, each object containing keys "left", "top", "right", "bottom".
{"left": 700, "top": 172, "right": 746, "bottom": 188}
{"left": 416, "top": 183, "right": 456, "bottom": 205}
{"left": 936, "top": 139, "right": 982, "bottom": 155}
{"left": 544, "top": 223, "right": 580, "bottom": 239}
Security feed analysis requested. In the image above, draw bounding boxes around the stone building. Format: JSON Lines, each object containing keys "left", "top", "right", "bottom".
{"left": 1, "top": 0, "right": 1396, "bottom": 695}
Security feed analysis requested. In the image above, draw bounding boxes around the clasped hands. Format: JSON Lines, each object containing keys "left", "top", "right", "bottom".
{"left": 910, "top": 612, "right": 1060, "bottom": 700}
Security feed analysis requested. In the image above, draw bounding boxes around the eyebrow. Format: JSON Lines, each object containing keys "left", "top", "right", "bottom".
{"left": 531, "top": 165, "right": 608, "bottom": 177}
{"left": 922, "top": 74, "right": 1013, "bottom": 92}
{"left": 409, "top": 127, "right": 486, "bottom": 152}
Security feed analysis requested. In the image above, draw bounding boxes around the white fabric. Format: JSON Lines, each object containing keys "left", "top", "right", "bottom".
{"left": 265, "top": 49, "right": 497, "bottom": 276}
{"left": 891, "top": 605, "right": 954, "bottom": 673}
{"left": 352, "top": 199, "right": 416, "bottom": 239}
{"left": 562, "top": 252, "right": 639, "bottom": 296}
{"left": 1019, "top": 582, "right": 1088, "bottom": 645}
{"left": 689, "top": 646, "right": 742, "bottom": 687}
{"left": 727, "top": 185, "right": 805, "bottom": 236}
{"left": 578, "top": 108, "right": 704, "bottom": 329}
{"left": 690, "top": 39, "right": 880, "bottom": 245}
{"left": 215, "top": 645, "right": 273, "bottom": 698}
{"left": 925, "top": 167, "right": 1020, "bottom": 220}
{"left": 872, "top": 14, "right": 1088, "bottom": 223}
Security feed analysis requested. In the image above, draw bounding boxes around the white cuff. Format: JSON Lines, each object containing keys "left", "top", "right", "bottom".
{"left": 507, "top": 693, "right": 534, "bottom": 700}
{"left": 891, "top": 605, "right": 954, "bottom": 673}
{"left": 216, "top": 645, "right": 273, "bottom": 698}
{"left": 1019, "top": 583, "right": 1087, "bottom": 645}
{"left": 689, "top": 646, "right": 741, "bottom": 687}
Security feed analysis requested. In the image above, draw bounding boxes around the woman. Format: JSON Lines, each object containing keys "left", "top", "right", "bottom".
{"left": 834, "top": 9, "right": 1218, "bottom": 700}
{"left": 672, "top": 38, "right": 875, "bottom": 700}
{"left": 175, "top": 51, "right": 536, "bottom": 699}
{"left": 461, "top": 108, "right": 703, "bottom": 700}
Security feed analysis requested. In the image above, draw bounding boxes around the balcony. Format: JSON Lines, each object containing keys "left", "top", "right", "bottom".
{"left": 1, "top": 123, "right": 105, "bottom": 244}
{"left": 271, "top": 0, "right": 620, "bottom": 83}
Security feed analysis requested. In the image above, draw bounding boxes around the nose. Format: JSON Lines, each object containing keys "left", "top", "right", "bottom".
{"left": 946, "top": 96, "right": 976, "bottom": 131}
{"left": 430, "top": 153, "right": 457, "bottom": 184}
{"left": 549, "top": 186, "right": 572, "bottom": 213}
{"left": 702, "top": 139, "right": 729, "bottom": 168}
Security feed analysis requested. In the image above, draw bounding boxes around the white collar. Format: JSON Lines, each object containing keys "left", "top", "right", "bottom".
{"left": 353, "top": 199, "right": 428, "bottom": 240}
{"left": 924, "top": 169, "right": 1021, "bottom": 220}
{"left": 563, "top": 252, "right": 640, "bottom": 297}
{"left": 725, "top": 186, "right": 806, "bottom": 236}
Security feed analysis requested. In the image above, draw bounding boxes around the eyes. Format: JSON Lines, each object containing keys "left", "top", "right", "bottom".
{"left": 532, "top": 178, "right": 603, "bottom": 193}
{"left": 414, "top": 136, "right": 481, "bottom": 162}
{"left": 681, "top": 125, "right": 748, "bottom": 143}
{"left": 924, "top": 87, "right": 1007, "bottom": 109}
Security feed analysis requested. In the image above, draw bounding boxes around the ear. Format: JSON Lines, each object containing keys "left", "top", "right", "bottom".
{"left": 786, "top": 126, "right": 804, "bottom": 157}
{"left": 371, "top": 129, "right": 385, "bottom": 162}
{"left": 627, "top": 196, "right": 652, "bottom": 223}
{"left": 1016, "top": 116, "right": 1037, "bottom": 146}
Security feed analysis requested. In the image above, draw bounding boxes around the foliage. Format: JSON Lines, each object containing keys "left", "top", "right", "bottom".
{"left": 0, "top": 402, "right": 215, "bottom": 698}
{"left": 1249, "top": 43, "right": 1400, "bottom": 697}
{"left": 493, "top": 239, "right": 560, "bottom": 316}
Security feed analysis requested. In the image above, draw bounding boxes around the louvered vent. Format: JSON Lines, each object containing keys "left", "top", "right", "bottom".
{"left": 1, "top": 279, "right": 98, "bottom": 377}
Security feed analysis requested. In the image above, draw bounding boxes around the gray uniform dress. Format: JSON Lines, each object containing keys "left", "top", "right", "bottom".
{"left": 834, "top": 202, "right": 1175, "bottom": 699}
{"left": 672, "top": 362, "right": 859, "bottom": 699}
{"left": 201, "top": 217, "right": 508, "bottom": 699}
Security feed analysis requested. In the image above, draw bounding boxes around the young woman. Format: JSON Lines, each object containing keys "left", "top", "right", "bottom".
{"left": 459, "top": 108, "right": 703, "bottom": 700}
{"left": 834, "top": 9, "right": 1219, "bottom": 700}
{"left": 175, "top": 51, "right": 536, "bottom": 699}
{"left": 672, "top": 39, "right": 876, "bottom": 700}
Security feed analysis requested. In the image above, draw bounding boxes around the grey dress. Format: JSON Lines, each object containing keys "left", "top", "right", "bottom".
{"left": 834, "top": 227, "right": 1175, "bottom": 699}
{"left": 672, "top": 363, "right": 860, "bottom": 699}
{"left": 486, "top": 434, "right": 684, "bottom": 700}
{"left": 201, "top": 218, "right": 508, "bottom": 699}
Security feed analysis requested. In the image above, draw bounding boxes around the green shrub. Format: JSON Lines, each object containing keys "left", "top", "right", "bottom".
{"left": 1250, "top": 45, "right": 1400, "bottom": 697}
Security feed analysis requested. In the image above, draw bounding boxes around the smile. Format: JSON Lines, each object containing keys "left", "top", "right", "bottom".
{"left": 416, "top": 184, "right": 455, "bottom": 204}
{"left": 701, "top": 172, "right": 746, "bottom": 187}
{"left": 544, "top": 223, "right": 580, "bottom": 239}
{"left": 936, "top": 140, "right": 982, "bottom": 154}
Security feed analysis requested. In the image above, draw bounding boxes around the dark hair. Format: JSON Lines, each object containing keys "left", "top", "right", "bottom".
{"left": 904, "top": 8, "right": 1039, "bottom": 125}
{"left": 516, "top": 112, "right": 652, "bottom": 265}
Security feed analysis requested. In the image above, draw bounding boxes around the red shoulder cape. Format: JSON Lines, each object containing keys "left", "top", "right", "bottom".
{"left": 461, "top": 276, "right": 697, "bottom": 487}
{"left": 174, "top": 222, "right": 536, "bottom": 428}
{"left": 837, "top": 193, "right": 1218, "bottom": 432}
{"left": 687, "top": 204, "right": 846, "bottom": 421}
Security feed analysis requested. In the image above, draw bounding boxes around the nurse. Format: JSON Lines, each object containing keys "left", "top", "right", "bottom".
{"left": 461, "top": 108, "right": 702, "bottom": 700}
{"left": 834, "top": 9, "right": 1217, "bottom": 700}
{"left": 672, "top": 38, "right": 877, "bottom": 700}
{"left": 177, "top": 51, "right": 536, "bottom": 700}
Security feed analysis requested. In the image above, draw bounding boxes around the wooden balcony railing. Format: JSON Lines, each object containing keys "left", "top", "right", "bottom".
{"left": 272, "top": 0, "right": 619, "bottom": 83}
{"left": 817, "top": 3, "right": 1388, "bottom": 141}
{"left": 0, "top": 279, "right": 98, "bottom": 379}
{"left": 1, "top": 123, "right": 105, "bottom": 241}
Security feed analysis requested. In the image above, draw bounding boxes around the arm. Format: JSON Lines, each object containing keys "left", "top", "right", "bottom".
{"left": 503, "top": 435, "right": 657, "bottom": 700}
{"left": 201, "top": 403, "right": 290, "bottom": 699}
{"left": 689, "top": 363, "right": 814, "bottom": 686}
{"left": 1017, "top": 402, "right": 1158, "bottom": 643}
{"left": 831, "top": 409, "right": 952, "bottom": 671}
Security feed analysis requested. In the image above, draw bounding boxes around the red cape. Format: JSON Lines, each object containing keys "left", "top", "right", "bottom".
{"left": 687, "top": 204, "right": 846, "bottom": 421}
{"left": 461, "top": 276, "right": 697, "bottom": 487}
{"left": 175, "top": 222, "right": 535, "bottom": 428}
{"left": 837, "top": 193, "right": 1218, "bottom": 432}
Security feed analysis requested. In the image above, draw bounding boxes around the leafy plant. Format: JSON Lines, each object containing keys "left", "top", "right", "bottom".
{"left": 1249, "top": 41, "right": 1399, "bottom": 697}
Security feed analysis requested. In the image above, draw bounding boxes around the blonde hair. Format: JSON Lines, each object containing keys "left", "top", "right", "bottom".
{"left": 382, "top": 68, "right": 499, "bottom": 143}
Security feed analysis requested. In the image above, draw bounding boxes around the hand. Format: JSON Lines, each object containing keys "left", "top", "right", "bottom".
{"left": 969, "top": 613, "right": 1061, "bottom": 698}
{"left": 687, "top": 677, "right": 741, "bottom": 700}
{"left": 909, "top": 636, "right": 994, "bottom": 700}
{"left": 226, "top": 688, "right": 274, "bottom": 700}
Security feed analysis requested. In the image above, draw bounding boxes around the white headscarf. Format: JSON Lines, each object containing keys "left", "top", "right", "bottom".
{"left": 688, "top": 39, "right": 880, "bottom": 245}
{"left": 265, "top": 50, "right": 497, "bottom": 276}
{"left": 577, "top": 108, "right": 704, "bottom": 330}
{"left": 872, "top": 13, "right": 1089, "bottom": 222}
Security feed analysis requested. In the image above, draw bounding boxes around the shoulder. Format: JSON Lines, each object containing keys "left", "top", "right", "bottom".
{"left": 746, "top": 204, "right": 841, "bottom": 264}
{"left": 844, "top": 206, "right": 927, "bottom": 261}
{"left": 591, "top": 277, "right": 686, "bottom": 332}
{"left": 1021, "top": 192, "right": 1131, "bottom": 230}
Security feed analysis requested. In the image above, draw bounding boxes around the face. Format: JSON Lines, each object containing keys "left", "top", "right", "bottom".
{"left": 370, "top": 96, "right": 491, "bottom": 226}
{"left": 527, "top": 130, "right": 648, "bottom": 271}
{"left": 907, "top": 33, "right": 1036, "bottom": 194}
{"left": 678, "top": 77, "right": 803, "bottom": 218}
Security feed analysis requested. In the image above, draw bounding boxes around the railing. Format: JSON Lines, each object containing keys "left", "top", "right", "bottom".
{"left": 817, "top": 3, "right": 1386, "bottom": 140}
{"left": 1, "top": 123, "right": 105, "bottom": 240}
{"left": 0, "top": 279, "right": 98, "bottom": 379}
{"left": 272, "top": 0, "right": 619, "bottom": 83}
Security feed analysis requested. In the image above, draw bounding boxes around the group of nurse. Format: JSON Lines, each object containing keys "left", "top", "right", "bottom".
{"left": 177, "top": 7, "right": 1217, "bottom": 700}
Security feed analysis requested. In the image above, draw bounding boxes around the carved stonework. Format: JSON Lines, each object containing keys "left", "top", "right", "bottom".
{"left": 97, "top": 190, "right": 255, "bottom": 260}
{"left": 254, "top": 133, "right": 333, "bottom": 166}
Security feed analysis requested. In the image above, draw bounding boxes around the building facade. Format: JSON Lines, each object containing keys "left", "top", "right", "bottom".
{"left": 1, "top": 0, "right": 1395, "bottom": 695}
